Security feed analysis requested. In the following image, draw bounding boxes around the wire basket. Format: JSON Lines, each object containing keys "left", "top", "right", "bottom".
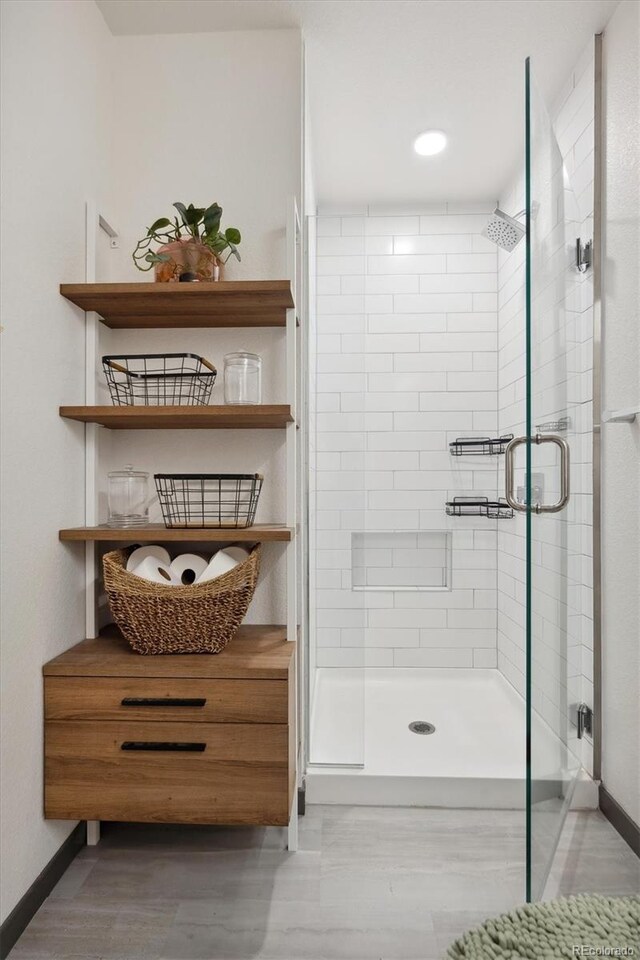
{"left": 449, "top": 434, "right": 514, "bottom": 456}
{"left": 103, "top": 545, "right": 261, "bottom": 654}
{"left": 445, "top": 496, "right": 513, "bottom": 519}
{"left": 102, "top": 353, "right": 217, "bottom": 406}
{"left": 155, "top": 473, "right": 264, "bottom": 528}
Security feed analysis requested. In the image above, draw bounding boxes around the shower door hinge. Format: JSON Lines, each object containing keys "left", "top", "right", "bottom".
{"left": 576, "top": 238, "right": 592, "bottom": 273}
{"left": 576, "top": 702, "right": 593, "bottom": 739}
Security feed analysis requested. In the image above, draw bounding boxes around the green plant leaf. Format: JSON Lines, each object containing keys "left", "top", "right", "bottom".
{"left": 148, "top": 217, "right": 171, "bottom": 234}
{"left": 185, "top": 207, "right": 205, "bottom": 224}
{"left": 173, "top": 202, "right": 189, "bottom": 227}
{"left": 203, "top": 203, "right": 222, "bottom": 238}
{"left": 207, "top": 235, "right": 227, "bottom": 255}
{"left": 174, "top": 202, "right": 204, "bottom": 238}
{"left": 225, "top": 227, "right": 241, "bottom": 245}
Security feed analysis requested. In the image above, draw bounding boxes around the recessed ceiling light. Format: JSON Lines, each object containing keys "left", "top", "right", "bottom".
{"left": 414, "top": 130, "right": 447, "bottom": 156}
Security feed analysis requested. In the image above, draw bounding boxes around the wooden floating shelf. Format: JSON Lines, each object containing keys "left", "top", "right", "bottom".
{"left": 59, "top": 524, "right": 294, "bottom": 543}
{"left": 59, "top": 405, "right": 293, "bottom": 430}
{"left": 44, "top": 625, "right": 292, "bottom": 680}
{"left": 59, "top": 281, "right": 295, "bottom": 328}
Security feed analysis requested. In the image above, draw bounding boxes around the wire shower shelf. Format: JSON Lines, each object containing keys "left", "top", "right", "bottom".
{"left": 449, "top": 434, "right": 514, "bottom": 456}
{"left": 445, "top": 496, "right": 514, "bottom": 519}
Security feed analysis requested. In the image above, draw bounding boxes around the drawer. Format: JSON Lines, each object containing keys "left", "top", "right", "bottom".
{"left": 45, "top": 720, "right": 291, "bottom": 826}
{"left": 45, "top": 677, "right": 288, "bottom": 724}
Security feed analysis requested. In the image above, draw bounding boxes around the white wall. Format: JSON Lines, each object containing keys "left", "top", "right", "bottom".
{"left": 0, "top": 0, "right": 114, "bottom": 923}
{"left": 0, "top": 14, "right": 303, "bottom": 924}
{"left": 110, "top": 29, "right": 302, "bottom": 284}
{"left": 100, "top": 29, "right": 303, "bottom": 627}
{"left": 601, "top": 0, "right": 640, "bottom": 826}
{"left": 311, "top": 203, "right": 501, "bottom": 670}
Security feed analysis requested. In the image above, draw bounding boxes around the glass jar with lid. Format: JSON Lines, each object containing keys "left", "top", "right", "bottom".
{"left": 223, "top": 352, "right": 262, "bottom": 405}
{"left": 107, "top": 464, "right": 155, "bottom": 527}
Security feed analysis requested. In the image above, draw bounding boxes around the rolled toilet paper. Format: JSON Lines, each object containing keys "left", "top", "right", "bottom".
{"left": 170, "top": 553, "right": 209, "bottom": 586}
{"left": 224, "top": 546, "right": 249, "bottom": 563}
{"left": 195, "top": 548, "right": 245, "bottom": 584}
{"left": 127, "top": 545, "right": 171, "bottom": 572}
{"left": 225, "top": 546, "right": 250, "bottom": 564}
{"left": 131, "top": 556, "right": 180, "bottom": 586}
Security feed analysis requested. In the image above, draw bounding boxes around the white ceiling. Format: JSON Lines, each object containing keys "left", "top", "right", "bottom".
{"left": 96, "top": 0, "right": 618, "bottom": 204}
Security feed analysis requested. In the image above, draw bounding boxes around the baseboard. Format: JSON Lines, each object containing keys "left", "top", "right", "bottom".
{"left": 0, "top": 822, "right": 86, "bottom": 959}
{"left": 599, "top": 784, "right": 640, "bottom": 857}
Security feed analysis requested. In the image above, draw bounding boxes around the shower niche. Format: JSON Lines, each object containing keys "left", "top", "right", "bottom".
{"left": 351, "top": 531, "right": 452, "bottom": 592}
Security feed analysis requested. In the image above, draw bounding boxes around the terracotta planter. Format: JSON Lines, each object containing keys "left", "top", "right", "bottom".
{"left": 154, "top": 238, "right": 222, "bottom": 282}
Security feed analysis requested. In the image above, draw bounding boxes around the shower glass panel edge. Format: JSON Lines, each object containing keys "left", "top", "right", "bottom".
{"left": 525, "top": 57, "right": 585, "bottom": 901}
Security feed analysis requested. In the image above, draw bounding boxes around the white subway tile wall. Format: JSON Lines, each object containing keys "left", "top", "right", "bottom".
{"left": 496, "top": 42, "right": 595, "bottom": 773}
{"left": 311, "top": 201, "right": 502, "bottom": 669}
{"left": 351, "top": 531, "right": 452, "bottom": 591}
{"left": 310, "top": 43, "right": 594, "bottom": 745}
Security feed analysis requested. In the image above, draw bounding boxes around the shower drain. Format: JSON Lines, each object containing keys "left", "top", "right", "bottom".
{"left": 408, "top": 721, "right": 436, "bottom": 735}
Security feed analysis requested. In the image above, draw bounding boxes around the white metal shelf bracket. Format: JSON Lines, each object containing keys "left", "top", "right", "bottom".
{"left": 83, "top": 202, "right": 119, "bottom": 847}
{"left": 286, "top": 195, "right": 301, "bottom": 851}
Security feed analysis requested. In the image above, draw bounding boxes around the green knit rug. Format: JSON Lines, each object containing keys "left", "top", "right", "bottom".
{"left": 445, "top": 894, "right": 640, "bottom": 959}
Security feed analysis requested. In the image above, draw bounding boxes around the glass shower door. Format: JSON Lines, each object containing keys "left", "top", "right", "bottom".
{"left": 509, "top": 59, "right": 586, "bottom": 900}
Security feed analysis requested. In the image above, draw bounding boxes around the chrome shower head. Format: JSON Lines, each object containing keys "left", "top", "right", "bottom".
{"left": 482, "top": 208, "right": 525, "bottom": 252}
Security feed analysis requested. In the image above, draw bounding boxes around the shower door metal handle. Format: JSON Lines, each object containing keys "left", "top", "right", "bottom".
{"left": 504, "top": 436, "right": 528, "bottom": 513}
{"left": 505, "top": 434, "right": 570, "bottom": 513}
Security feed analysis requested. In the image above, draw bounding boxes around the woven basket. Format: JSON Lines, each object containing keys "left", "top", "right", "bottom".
{"left": 102, "top": 545, "right": 261, "bottom": 655}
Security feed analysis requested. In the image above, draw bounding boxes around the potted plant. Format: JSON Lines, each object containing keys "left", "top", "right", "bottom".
{"left": 132, "top": 202, "right": 241, "bottom": 281}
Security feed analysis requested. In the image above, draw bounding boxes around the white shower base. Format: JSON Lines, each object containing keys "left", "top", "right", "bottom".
{"left": 306, "top": 668, "right": 595, "bottom": 809}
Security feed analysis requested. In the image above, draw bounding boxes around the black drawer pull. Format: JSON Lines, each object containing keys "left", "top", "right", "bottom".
{"left": 121, "top": 741, "right": 206, "bottom": 753}
{"left": 120, "top": 697, "right": 207, "bottom": 708}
